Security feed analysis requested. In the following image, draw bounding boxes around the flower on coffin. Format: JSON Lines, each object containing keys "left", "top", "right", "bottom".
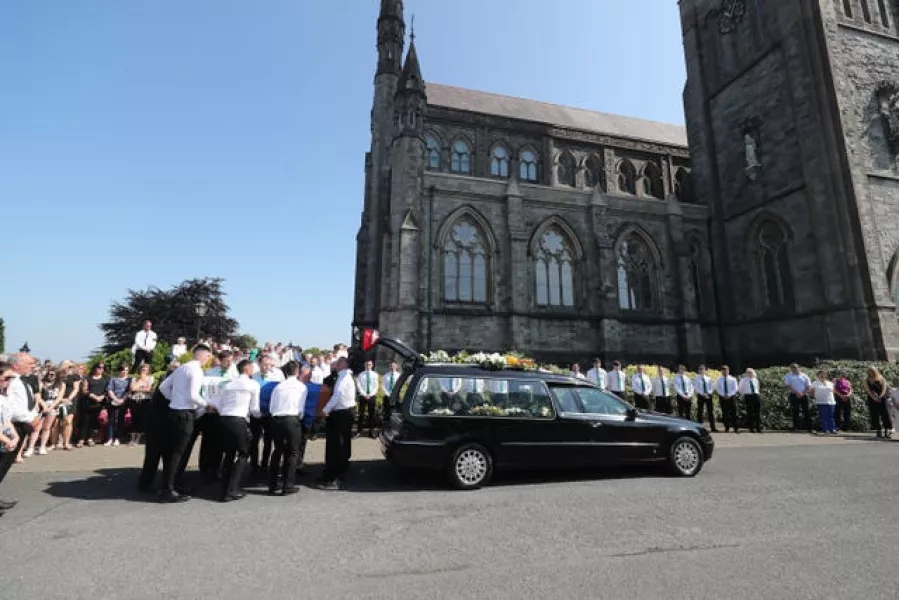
{"left": 539, "top": 406, "right": 552, "bottom": 418}
{"left": 469, "top": 405, "right": 504, "bottom": 416}
{"left": 429, "top": 408, "right": 454, "bottom": 416}
{"left": 502, "top": 407, "right": 529, "bottom": 417}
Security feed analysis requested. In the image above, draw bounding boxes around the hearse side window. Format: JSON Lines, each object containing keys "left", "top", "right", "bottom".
{"left": 550, "top": 385, "right": 630, "bottom": 416}
{"left": 410, "top": 376, "right": 555, "bottom": 419}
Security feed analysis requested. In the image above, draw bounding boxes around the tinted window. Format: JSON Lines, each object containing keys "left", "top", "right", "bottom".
{"left": 551, "top": 386, "right": 630, "bottom": 416}
{"left": 410, "top": 375, "right": 554, "bottom": 419}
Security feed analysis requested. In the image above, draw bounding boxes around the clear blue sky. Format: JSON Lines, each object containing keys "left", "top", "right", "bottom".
{"left": 0, "top": 0, "right": 686, "bottom": 361}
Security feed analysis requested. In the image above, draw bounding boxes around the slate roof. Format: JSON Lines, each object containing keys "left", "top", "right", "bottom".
{"left": 426, "top": 83, "right": 687, "bottom": 148}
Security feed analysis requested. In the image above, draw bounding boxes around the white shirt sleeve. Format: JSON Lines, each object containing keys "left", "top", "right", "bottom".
{"left": 189, "top": 364, "right": 206, "bottom": 408}
{"left": 248, "top": 382, "right": 261, "bottom": 418}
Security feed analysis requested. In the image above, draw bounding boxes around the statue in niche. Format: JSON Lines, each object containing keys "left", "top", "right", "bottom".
{"left": 743, "top": 127, "right": 762, "bottom": 180}
{"left": 876, "top": 81, "right": 899, "bottom": 156}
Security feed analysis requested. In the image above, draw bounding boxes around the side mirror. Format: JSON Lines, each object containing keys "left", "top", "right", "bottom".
{"left": 626, "top": 408, "right": 638, "bottom": 421}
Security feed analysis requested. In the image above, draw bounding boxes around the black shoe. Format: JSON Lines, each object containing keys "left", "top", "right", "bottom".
{"left": 282, "top": 486, "right": 300, "bottom": 496}
{"left": 159, "top": 491, "right": 190, "bottom": 504}
{"left": 317, "top": 480, "right": 342, "bottom": 491}
{"left": 221, "top": 492, "right": 247, "bottom": 503}
{"left": 710, "top": 428, "right": 720, "bottom": 433}
{"left": 175, "top": 486, "right": 193, "bottom": 496}
{"left": 0, "top": 500, "right": 17, "bottom": 510}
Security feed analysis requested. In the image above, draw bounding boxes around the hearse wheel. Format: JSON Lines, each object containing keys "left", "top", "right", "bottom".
{"left": 668, "top": 436, "right": 704, "bottom": 477}
{"left": 448, "top": 443, "right": 493, "bottom": 490}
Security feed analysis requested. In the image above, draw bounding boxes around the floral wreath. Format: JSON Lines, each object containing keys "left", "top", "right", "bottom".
{"left": 420, "top": 350, "right": 566, "bottom": 374}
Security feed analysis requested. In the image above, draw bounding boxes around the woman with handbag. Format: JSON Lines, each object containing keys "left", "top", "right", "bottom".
{"left": 76, "top": 363, "right": 108, "bottom": 448}
{"left": 128, "top": 363, "right": 155, "bottom": 445}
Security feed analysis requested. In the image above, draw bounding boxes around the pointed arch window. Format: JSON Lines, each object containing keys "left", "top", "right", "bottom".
{"left": 641, "top": 162, "right": 665, "bottom": 199}
{"left": 617, "top": 159, "right": 637, "bottom": 195}
{"left": 490, "top": 145, "right": 510, "bottom": 178}
{"left": 557, "top": 152, "right": 576, "bottom": 187}
{"left": 585, "top": 155, "right": 606, "bottom": 190}
{"left": 617, "top": 232, "right": 658, "bottom": 311}
{"left": 520, "top": 149, "right": 539, "bottom": 183}
{"left": 443, "top": 216, "right": 489, "bottom": 303}
{"left": 451, "top": 139, "right": 471, "bottom": 174}
{"left": 756, "top": 221, "right": 794, "bottom": 311}
{"left": 535, "top": 226, "right": 576, "bottom": 307}
{"left": 425, "top": 134, "right": 441, "bottom": 170}
{"left": 674, "top": 168, "right": 693, "bottom": 203}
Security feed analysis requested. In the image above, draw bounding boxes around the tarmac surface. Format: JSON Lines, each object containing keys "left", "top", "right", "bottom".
{"left": 1, "top": 433, "right": 898, "bottom": 599}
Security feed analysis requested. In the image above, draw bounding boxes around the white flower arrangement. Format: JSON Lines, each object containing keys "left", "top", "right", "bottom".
{"left": 429, "top": 408, "right": 455, "bottom": 416}
{"left": 422, "top": 350, "right": 452, "bottom": 363}
{"left": 539, "top": 406, "right": 552, "bottom": 418}
{"left": 502, "top": 407, "right": 529, "bottom": 417}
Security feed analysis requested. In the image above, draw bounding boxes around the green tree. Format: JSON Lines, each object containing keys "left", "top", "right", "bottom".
{"left": 230, "top": 333, "right": 258, "bottom": 350}
{"left": 98, "top": 278, "right": 239, "bottom": 354}
{"left": 0, "top": 317, "right": 5, "bottom": 354}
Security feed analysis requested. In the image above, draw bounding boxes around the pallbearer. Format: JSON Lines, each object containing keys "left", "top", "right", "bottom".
{"left": 208, "top": 359, "right": 260, "bottom": 502}
{"left": 381, "top": 361, "right": 400, "bottom": 421}
{"left": 693, "top": 365, "right": 717, "bottom": 432}
{"left": 631, "top": 366, "right": 652, "bottom": 410}
{"left": 267, "top": 361, "right": 306, "bottom": 496}
{"left": 355, "top": 361, "right": 379, "bottom": 439}
{"left": 608, "top": 361, "right": 627, "bottom": 399}
{"left": 739, "top": 368, "right": 762, "bottom": 433}
{"left": 586, "top": 359, "right": 607, "bottom": 391}
{"left": 716, "top": 365, "right": 740, "bottom": 434}
{"left": 652, "top": 366, "right": 672, "bottom": 414}
{"left": 673, "top": 365, "right": 694, "bottom": 419}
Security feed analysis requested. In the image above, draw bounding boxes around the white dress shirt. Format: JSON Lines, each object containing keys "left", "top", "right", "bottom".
{"left": 693, "top": 375, "right": 713, "bottom": 396}
{"left": 631, "top": 374, "right": 652, "bottom": 396}
{"left": 651, "top": 376, "right": 671, "bottom": 397}
{"left": 322, "top": 369, "right": 357, "bottom": 415}
{"left": 608, "top": 370, "right": 627, "bottom": 392}
{"left": 206, "top": 365, "right": 238, "bottom": 380}
{"left": 269, "top": 376, "right": 307, "bottom": 418}
{"left": 382, "top": 370, "right": 400, "bottom": 396}
{"left": 255, "top": 368, "right": 285, "bottom": 383}
{"left": 171, "top": 344, "right": 188, "bottom": 358}
{"left": 784, "top": 373, "right": 811, "bottom": 395}
{"left": 738, "top": 376, "right": 761, "bottom": 396}
{"left": 716, "top": 375, "right": 739, "bottom": 398}
{"left": 134, "top": 330, "right": 158, "bottom": 353}
{"left": 356, "top": 370, "right": 380, "bottom": 398}
{"left": 209, "top": 375, "right": 260, "bottom": 418}
{"left": 310, "top": 366, "right": 325, "bottom": 385}
{"left": 810, "top": 380, "right": 835, "bottom": 405}
{"left": 160, "top": 361, "right": 207, "bottom": 411}
{"left": 674, "top": 374, "right": 694, "bottom": 398}
{"left": 571, "top": 371, "right": 587, "bottom": 380}
{"left": 4, "top": 375, "right": 35, "bottom": 423}
{"left": 586, "top": 367, "right": 607, "bottom": 390}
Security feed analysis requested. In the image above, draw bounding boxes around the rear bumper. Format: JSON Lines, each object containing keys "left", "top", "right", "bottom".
{"left": 380, "top": 431, "right": 450, "bottom": 470}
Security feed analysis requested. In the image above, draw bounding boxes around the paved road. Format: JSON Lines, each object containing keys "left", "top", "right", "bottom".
{"left": 1, "top": 437, "right": 898, "bottom": 599}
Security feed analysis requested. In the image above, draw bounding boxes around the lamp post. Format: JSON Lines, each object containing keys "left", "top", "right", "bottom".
{"left": 194, "top": 301, "right": 208, "bottom": 345}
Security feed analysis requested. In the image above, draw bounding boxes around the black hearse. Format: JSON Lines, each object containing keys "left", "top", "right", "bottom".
{"left": 367, "top": 333, "right": 714, "bottom": 490}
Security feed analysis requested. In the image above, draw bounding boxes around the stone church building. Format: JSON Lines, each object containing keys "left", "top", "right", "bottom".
{"left": 353, "top": 0, "right": 899, "bottom": 367}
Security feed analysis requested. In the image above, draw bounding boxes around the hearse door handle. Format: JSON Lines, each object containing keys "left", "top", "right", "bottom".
{"left": 590, "top": 422, "right": 603, "bottom": 428}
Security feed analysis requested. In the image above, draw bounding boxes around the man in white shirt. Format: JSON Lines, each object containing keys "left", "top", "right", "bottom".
{"left": 631, "top": 366, "right": 652, "bottom": 410}
{"left": 0, "top": 364, "right": 24, "bottom": 513}
{"left": 250, "top": 355, "right": 285, "bottom": 473}
{"left": 673, "top": 364, "right": 695, "bottom": 420}
{"left": 586, "top": 359, "right": 607, "bottom": 390}
{"left": 716, "top": 365, "right": 740, "bottom": 433}
{"left": 570, "top": 364, "right": 586, "bottom": 380}
{"left": 309, "top": 357, "right": 325, "bottom": 385}
{"left": 382, "top": 361, "right": 400, "bottom": 399}
{"left": 3, "top": 353, "right": 37, "bottom": 463}
{"left": 739, "top": 368, "right": 762, "bottom": 433}
{"left": 784, "top": 363, "right": 812, "bottom": 433}
{"left": 267, "top": 361, "right": 307, "bottom": 496}
{"left": 132, "top": 320, "right": 158, "bottom": 373}
{"left": 158, "top": 344, "right": 212, "bottom": 503}
{"left": 208, "top": 359, "right": 260, "bottom": 502}
{"left": 651, "top": 366, "right": 673, "bottom": 414}
{"left": 356, "top": 361, "right": 380, "bottom": 439}
{"left": 608, "top": 361, "right": 627, "bottom": 399}
{"left": 693, "top": 365, "right": 717, "bottom": 431}
{"left": 318, "top": 356, "right": 356, "bottom": 490}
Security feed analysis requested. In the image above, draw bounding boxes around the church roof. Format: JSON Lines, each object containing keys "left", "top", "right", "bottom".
{"left": 426, "top": 83, "right": 687, "bottom": 148}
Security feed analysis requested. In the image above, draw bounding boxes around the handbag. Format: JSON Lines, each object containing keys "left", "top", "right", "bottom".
{"left": 124, "top": 409, "right": 132, "bottom": 427}
{"left": 98, "top": 408, "right": 109, "bottom": 427}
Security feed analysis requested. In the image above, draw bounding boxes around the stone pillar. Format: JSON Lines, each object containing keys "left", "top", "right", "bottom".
{"left": 590, "top": 187, "right": 618, "bottom": 360}
{"left": 666, "top": 194, "right": 702, "bottom": 363}
{"left": 506, "top": 178, "right": 530, "bottom": 351}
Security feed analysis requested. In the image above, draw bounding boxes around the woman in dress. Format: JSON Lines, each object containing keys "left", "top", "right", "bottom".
{"left": 29, "top": 369, "right": 64, "bottom": 455}
{"left": 810, "top": 370, "right": 837, "bottom": 435}
{"left": 77, "top": 363, "right": 108, "bottom": 448}
{"left": 127, "top": 363, "right": 155, "bottom": 445}
{"left": 864, "top": 367, "right": 891, "bottom": 438}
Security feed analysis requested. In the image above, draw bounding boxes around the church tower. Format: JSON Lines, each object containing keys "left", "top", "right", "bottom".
{"left": 353, "top": 0, "right": 406, "bottom": 335}
{"left": 679, "top": 0, "right": 899, "bottom": 364}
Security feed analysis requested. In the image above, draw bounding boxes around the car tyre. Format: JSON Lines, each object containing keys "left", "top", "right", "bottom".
{"left": 447, "top": 443, "right": 493, "bottom": 490}
{"left": 668, "top": 436, "right": 704, "bottom": 477}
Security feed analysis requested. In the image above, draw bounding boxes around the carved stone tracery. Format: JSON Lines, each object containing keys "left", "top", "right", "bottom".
{"left": 876, "top": 81, "right": 899, "bottom": 156}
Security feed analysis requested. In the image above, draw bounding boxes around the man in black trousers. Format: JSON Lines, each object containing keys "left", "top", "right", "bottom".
{"left": 267, "top": 361, "right": 307, "bottom": 496}
{"left": 318, "top": 356, "right": 357, "bottom": 491}
{"left": 208, "top": 359, "right": 259, "bottom": 502}
{"left": 137, "top": 371, "right": 173, "bottom": 493}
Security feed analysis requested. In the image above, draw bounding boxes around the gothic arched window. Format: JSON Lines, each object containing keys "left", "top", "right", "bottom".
{"left": 617, "top": 159, "right": 637, "bottom": 195}
{"left": 641, "top": 162, "right": 665, "bottom": 199}
{"left": 490, "top": 145, "right": 510, "bottom": 178}
{"left": 558, "top": 152, "right": 576, "bottom": 187}
{"left": 535, "top": 226, "right": 576, "bottom": 307}
{"left": 585, "top": 155, "right": 606, "bottom": 190}
{"left": 425, "top": 134, "right": 441, "bottom": 171}
{"left": 674, "top": 168, "right": 693, "bottom": 203}
{"left": 617, "top": 232, "right": 658, "bottom": 311}
{"left": 451, "top": 139, "right": 471, "bottom": 174}
{"left": 756, "top": 221, "right": 794, "bottom": 311}
{"left": 443, "top": 216, "right": 489, "bottom": 303}
{"left": 520, "top": 149, "right": 539, "bottom": 183}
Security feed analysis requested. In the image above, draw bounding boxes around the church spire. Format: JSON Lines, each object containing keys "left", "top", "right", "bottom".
{"left": 394, "top": 24, "right": 426, "bottom": 138}
{"left": 377, "top": 0, "right": 405, "bottom": 76}
{"left": 397, "top": 31, "right": 425, "bottom": 96}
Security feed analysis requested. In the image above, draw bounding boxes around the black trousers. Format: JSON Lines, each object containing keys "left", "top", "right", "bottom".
{"left": 0, "top": 422, "right": 33, "bottom": 485}
{"left": 297, "top": 424, "right": 310, "bottom": 470}
{"left": 218, "top": 416, "right": 250, "bottom": 499}
{"left": 744, "top": 394, "right": 762, "bottom": 432}
{"left": 133, "top": 350, "right": 152, "bottom": 373}
{"left": 128, "top": 399, "right": 150, "bottom": 435}
{"left": 160, "top": 409, "right": 195, "bottom": 494}
{"left": 654, "top": 396, "right": 672, "bottom": 414}
{"left": 868, "top": 399, "right": 893, "bottom": 432}
{"left": 695, "top": 394, "right": 716, "bottom": 430}
{"left": 789, "top": 394, "right": 811, "bottom": 431}
{"left": 357, "top": 396, "right": 377, "bottom": 435}
{"left": 249, "top": 416, "right": 273, "bottom": 470}
{"left": 720, "top": 396, "right": 739, "bottom": 432}
{"left": 177, "top": 413, "right": 222, "bottom": 479}
{"left": 323, "top": 408, "right": 354, "bottom": 482}
{"left": 268, "top": 416, "right": 303, "bottom": 492}
{"left": 78, "top": 401, "right": 102, "bottom": 442}
{"left": 633, "top": 394, "right": 650, "bottom": 410}
{"left": 676, "top": 396, "right": 693, "bottom": 419}
{"left": 138, "top": 397, "right": 169, "bottom": 491}
{"left": 834, "top": 399, "right": 852, "bottom": 431}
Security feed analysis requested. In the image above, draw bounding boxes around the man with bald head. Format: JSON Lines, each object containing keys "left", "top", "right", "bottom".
{"left": 3, "top": 354, "right": 37, "bottom": 465}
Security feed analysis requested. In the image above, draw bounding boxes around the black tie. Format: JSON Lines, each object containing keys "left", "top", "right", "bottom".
{"left": 24, "top": 380, "right": 35, "bottom": 411}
